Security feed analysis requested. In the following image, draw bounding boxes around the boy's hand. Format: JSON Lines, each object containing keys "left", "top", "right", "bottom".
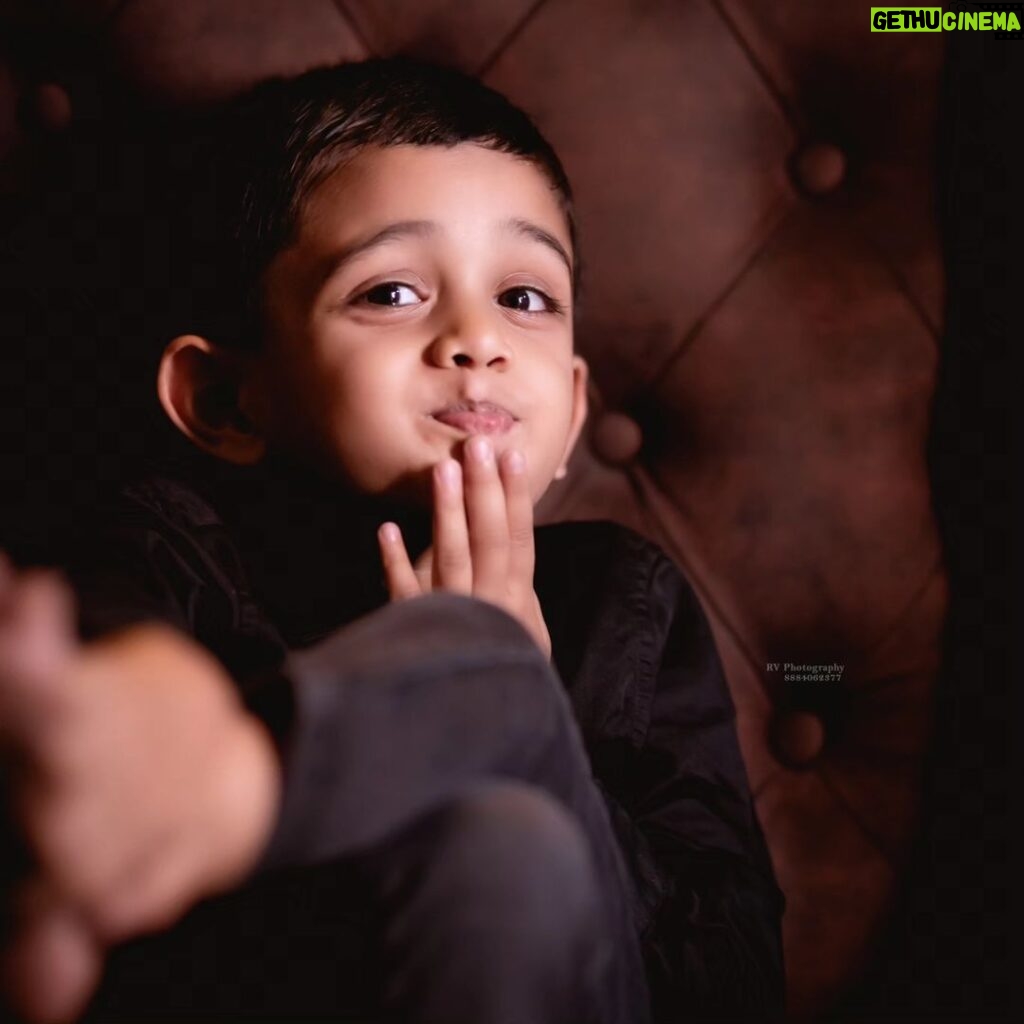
{"left": 377, "top": 437, "right": 552, "bottom": 660}
{"left": 0, "top": 553, "right": 280, "bottom": 1024}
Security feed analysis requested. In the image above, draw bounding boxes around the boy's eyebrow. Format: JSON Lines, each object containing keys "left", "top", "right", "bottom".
{"left": 315, "top": 217, "right": 573, "bottom": 291}
{"left": 316, "top": 220, "right": 438, "bottom": 289}
{"left": 499, "top": 217, "right": 573, "bottom": 279}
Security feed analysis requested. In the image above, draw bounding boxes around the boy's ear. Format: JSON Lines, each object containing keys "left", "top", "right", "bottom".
{"left": 156, "top": 335, "right": 266, "bottom": 465}
{"left": 555, "top": 355, "right": 589, "bottom": 481}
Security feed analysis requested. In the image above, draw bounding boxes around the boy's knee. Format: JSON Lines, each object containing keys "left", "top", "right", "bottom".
{"left": 295, "top": 591, "right": 548, "bottom": 685}
{"left": 387, "top": 591, "right": 542, "bottom": 660}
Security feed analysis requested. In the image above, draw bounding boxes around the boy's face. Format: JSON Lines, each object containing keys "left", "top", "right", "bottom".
{"left": 233, "top": 143, "right": 587, "bottom": 509}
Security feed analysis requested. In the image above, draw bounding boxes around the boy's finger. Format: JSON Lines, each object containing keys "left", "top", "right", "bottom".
{"left": 0, "top": 573, "right": 76, "bottom": 676}
{"left": 412, "top": 547, "right": 434, "bottom": 592}
{"left": 461, "top": 436, "right": 510, "bottom": 602}
{"left": 499, "top": 448, "right": 536, "bottom": 587}
{"left": 430, "top": 459, "right": 472, "bottom": 594}
{"left": 1, "top": 878, "right": 102, "bottom": 1024}
{"left": 0, "top": 572, "right": 78, "bottom": 742}
{"left": 376, "top": 524, "right": 422, "bottom": 601}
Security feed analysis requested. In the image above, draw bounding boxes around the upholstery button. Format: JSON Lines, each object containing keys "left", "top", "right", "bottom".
{"left": 591, "top": 411, "right": 643, "bottom": 465}
{"left": 792, "top": 142, "right": 846, "bottom": 195}
{"left": 31, "top": 83, "right": 73, "bottom": 132}
{"left": 770, "top": 710, "right": 826, "bottom": 768}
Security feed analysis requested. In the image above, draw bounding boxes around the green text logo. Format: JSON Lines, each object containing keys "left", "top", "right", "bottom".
{"left": 870, "top": 6, "right": 1022, "bottom": 31}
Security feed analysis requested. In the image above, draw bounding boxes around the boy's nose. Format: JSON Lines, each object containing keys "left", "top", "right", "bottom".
{"left": 429, "top": 312, "right": 512, "bottom": 370}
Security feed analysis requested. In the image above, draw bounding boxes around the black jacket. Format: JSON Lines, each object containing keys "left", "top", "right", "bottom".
{"left": 61, "top": 461, "right": 786, "bottom": 1022}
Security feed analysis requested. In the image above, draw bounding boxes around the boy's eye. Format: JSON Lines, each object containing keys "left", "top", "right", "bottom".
{"left": 358, "top": 282, "right": 420, "bottom": 307}
{"left": 498, "top": 286, "right": 561, "bottom": 314}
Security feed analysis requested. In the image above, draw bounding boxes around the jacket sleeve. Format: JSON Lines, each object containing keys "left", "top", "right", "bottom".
{"left": 598, "top": 533, "right": 787, "bottom": 1023}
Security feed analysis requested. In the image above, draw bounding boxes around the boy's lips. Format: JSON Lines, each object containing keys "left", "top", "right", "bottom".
{"left": 429, "top": 400, "right": 519, "bottom": 435}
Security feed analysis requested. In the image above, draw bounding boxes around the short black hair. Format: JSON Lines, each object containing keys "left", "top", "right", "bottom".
{"left": 169, "top": 55, "right": 581, "bottom": 353}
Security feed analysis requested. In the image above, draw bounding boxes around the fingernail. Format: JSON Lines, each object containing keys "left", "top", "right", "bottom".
{"left": 505, "top": 449, "right": 525, "bottom": 474}
{"left": 468, "top": 436, "right": 492, "bottom": 464}
{"left": 380, "top": 523, "right": 399, "bottom": 544}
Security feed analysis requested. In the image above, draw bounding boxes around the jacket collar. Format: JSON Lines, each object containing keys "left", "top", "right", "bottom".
{"left": 187, "top": 449, "right": 435, "bottom": 646}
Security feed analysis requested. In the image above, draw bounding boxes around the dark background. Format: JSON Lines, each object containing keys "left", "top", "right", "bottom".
{"left": 831, "top": 28, "right": 1020, "bottom": 1021}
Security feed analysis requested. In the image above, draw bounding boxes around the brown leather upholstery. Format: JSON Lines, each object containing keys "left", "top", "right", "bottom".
{"left": 0, "top": 3, "right": 948, "bottom": 1019}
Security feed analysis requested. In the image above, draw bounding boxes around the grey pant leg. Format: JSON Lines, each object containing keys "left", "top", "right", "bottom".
{"left": 259, "top": 592, "right": 652, "bottom": 1024}
{"left": 370, "top": 780, "right": 614, "bottom": 1024}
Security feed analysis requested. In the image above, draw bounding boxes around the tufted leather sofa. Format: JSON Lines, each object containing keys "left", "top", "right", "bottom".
{"left": 0, "top": 2, "right": 951, "bottom": 1020}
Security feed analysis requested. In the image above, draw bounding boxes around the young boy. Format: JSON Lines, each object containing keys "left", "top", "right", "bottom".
{"left": 0, "top": 57, "right": 785, "bottom": 1023}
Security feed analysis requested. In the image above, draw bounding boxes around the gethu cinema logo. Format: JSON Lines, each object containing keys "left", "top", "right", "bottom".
{"left": 871, "top": 7, "right": 1022, "bottom": 30}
